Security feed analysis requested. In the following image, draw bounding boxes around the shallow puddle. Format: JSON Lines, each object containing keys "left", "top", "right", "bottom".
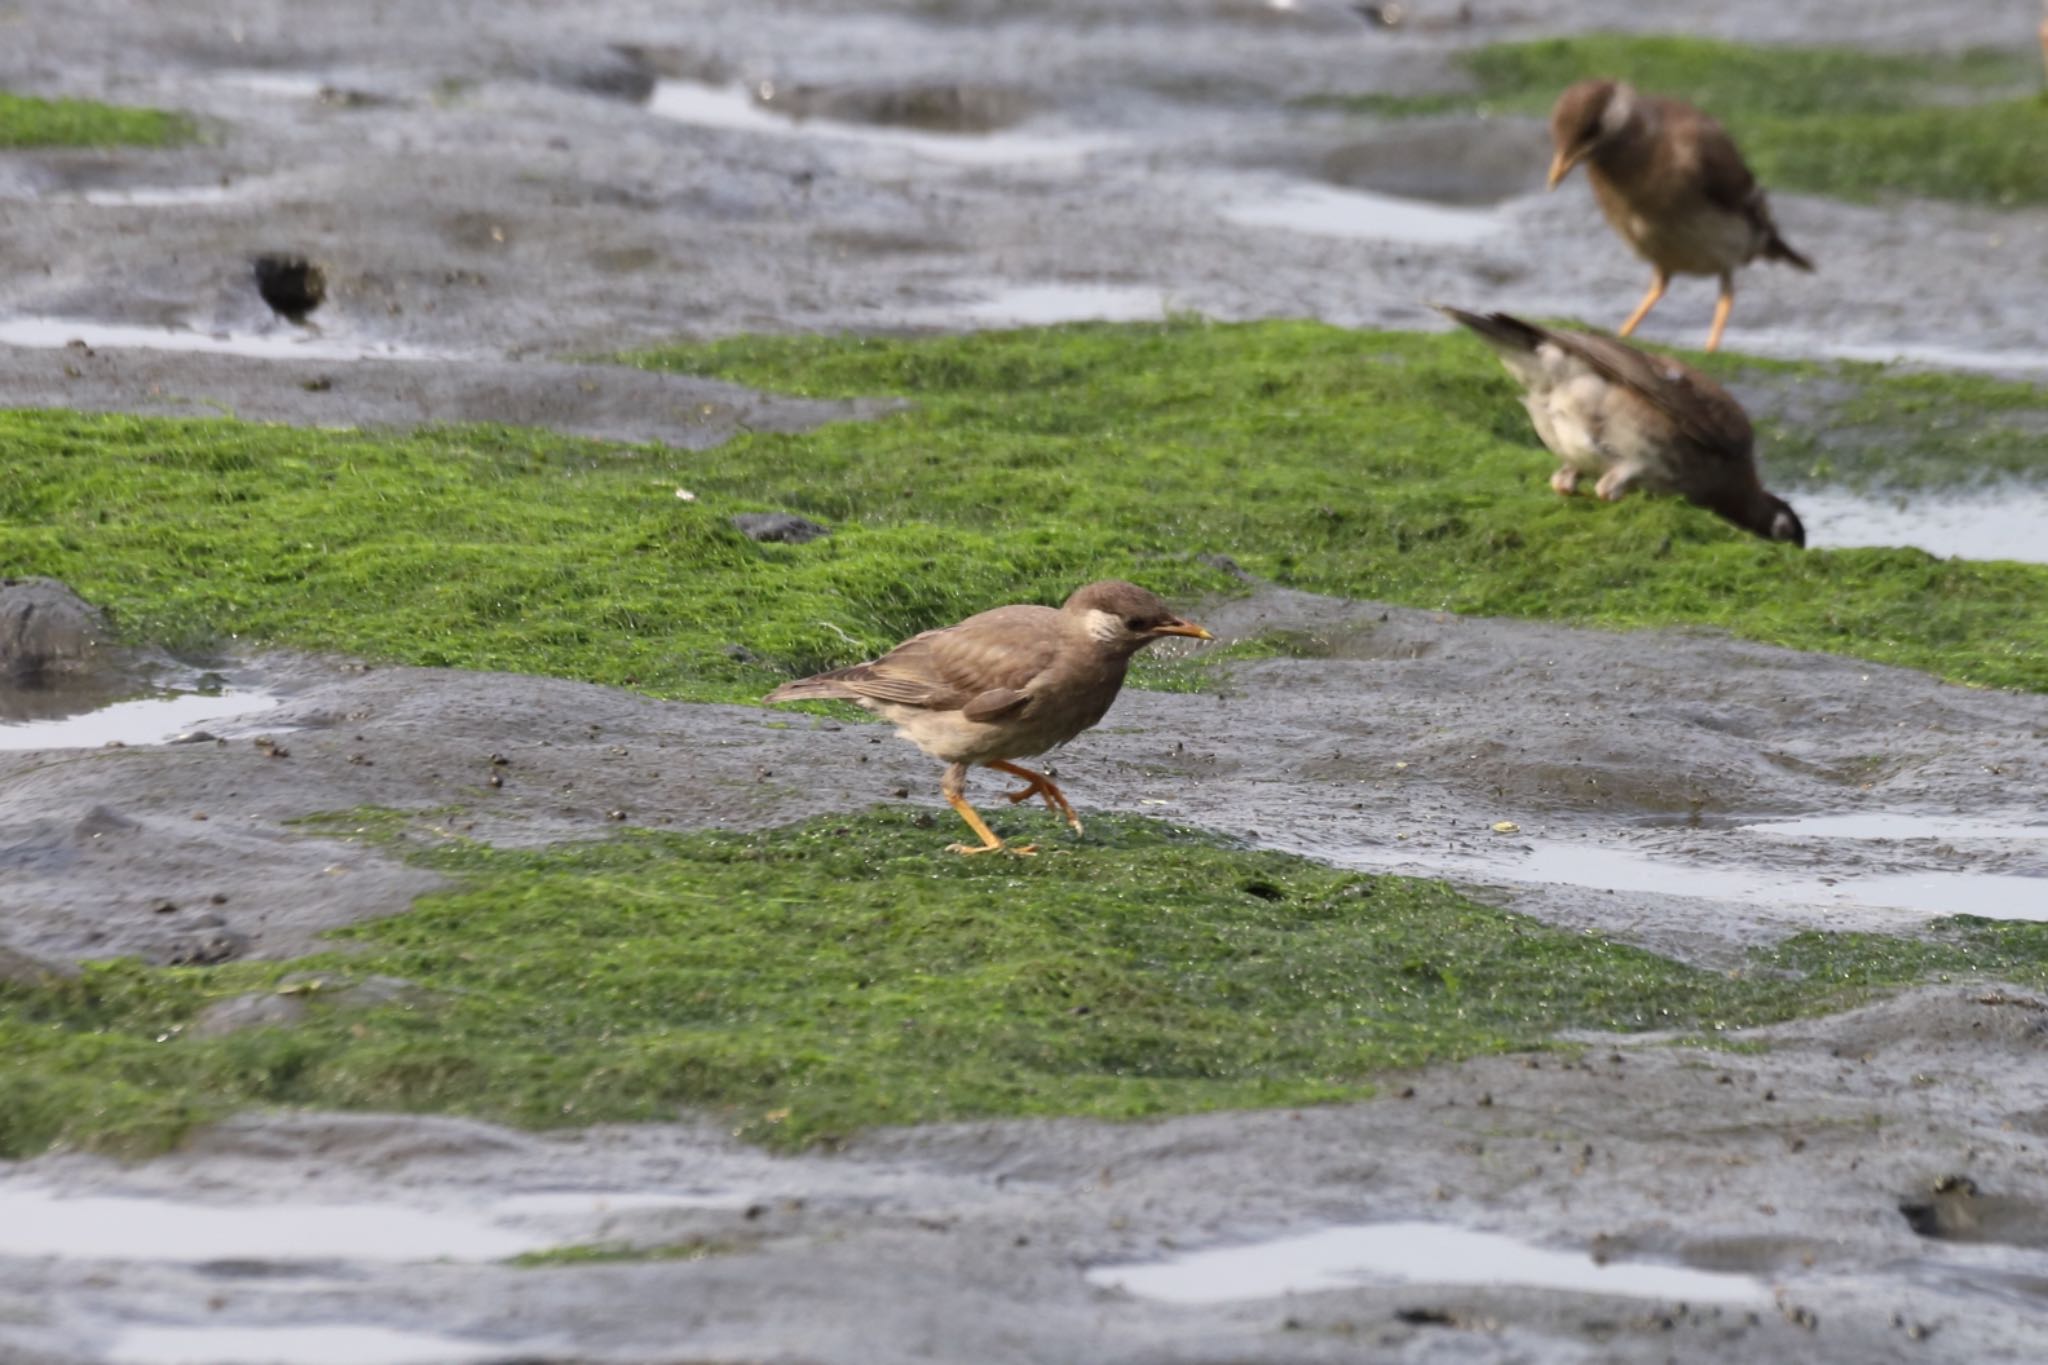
{"left": 0, "top": 686, "right": 283, "bottom": 750}
{"left": 491, "top": 1189, "right": 754, "bottom": 1217}
{"left": 0, "top": 1188, "right": 546, "bottom": 1262}
{"left": 1088, "top": 1221, "right": 1769, "bottom": 1305}
{"left": 949, "top": 283, "right": 1175, "bottom": 326}
{"left": 0, "top": 1183, "right": 759, "bottom": 1265}
{"left": 1220, "top": 182, "right": 1499, "bottom": 245}
{"left": 1745, "top": 813, "right": 2048, "bottom": 841}
{"left": 215, "top": 72, "right": 332, "bottom": 100}
{"left": 647, "top": 81, "right": 1116, "bottom": 166}
{"left": 0, "top": 317, "right": 458, "bottom": 362}
{"left": 1753, "top": 334, "right": 2048, "bottom": 378}
{"left": 64, "top": 183, "right": 245, "bottom": 208}
{"left": 1792, "top": 487, "right": 2048, "bottom": 564}
{"left": 106, "top": 1324, "right": 520, "bottom": 1365}
{"left": 1317, "top": 834, "right": 2048, "bottom": 923}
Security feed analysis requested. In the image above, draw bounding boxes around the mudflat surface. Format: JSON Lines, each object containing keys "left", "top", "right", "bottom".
{"left": 0, "top": 0, "right": 2044, "bottom": 391}
{"left": 4, "top": 1, "right": 2048, "bottom": 1361}
{"left": 4, "top": 986, "right": 2048, "bottom": 1364}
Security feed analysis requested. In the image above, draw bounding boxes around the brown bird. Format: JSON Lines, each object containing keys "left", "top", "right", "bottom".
{"left": 764, "top": 581, "right": 1213, "bottom": 856}
{"left": 1547, "top": 79, "right": 1813, "bottom": 353}
{"left": 1438, "top": 305, "right": 1804, "bottom": 546}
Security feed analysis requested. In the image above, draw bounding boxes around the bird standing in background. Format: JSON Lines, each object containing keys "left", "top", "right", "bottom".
{"left": 1438, "top": 305, "right": 1804, "bottom": 546}
{"left": 1546, "top": 79, "right": 1813, "bottom": 353}
{"left": 765, "top": 581, "right": 1212, "bottom": 856}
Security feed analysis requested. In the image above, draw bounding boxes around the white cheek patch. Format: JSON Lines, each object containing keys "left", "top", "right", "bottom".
{"left": 1601, "top": 84, "right": 1637, "bottom": 135}
{"left": 1084, "top": 609, "right": 1128, "bottom": 643}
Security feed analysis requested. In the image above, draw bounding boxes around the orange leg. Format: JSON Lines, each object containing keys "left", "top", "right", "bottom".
{"left": 940, "top": 763, "right": 1034, "bottom": 856}
{"left": 1705, "top": 273, "right": 1734, "bottom": 353}
{"left": 1549, "top": 467, "right": 1581, "bottom": 497}
{"left": 989, "top": 759, "right": 1083, "bottom": 835}
{"left": 1616, "top": 268, "right": 1669, "bottom": 338}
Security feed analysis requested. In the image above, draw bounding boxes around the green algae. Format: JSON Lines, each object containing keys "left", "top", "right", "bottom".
{"left": 5, "top": 809, "right": 2046, "bottom": 1159}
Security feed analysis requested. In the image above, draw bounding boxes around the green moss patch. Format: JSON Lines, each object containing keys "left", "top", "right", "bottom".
{"left": 509, "top": 1238, "right": 743, "bottom": 1268}
{"left": 6, "top": 809, "right": 2046, "bottom": 1158}
{"left": 1314, "top": 36, "right": 2048, "bottom": 206}
{"left": 0, "top": 90, "right": 192, "bottom": 148}
{"left": 4, "top": 322, "right": 2046, "bottom": 697}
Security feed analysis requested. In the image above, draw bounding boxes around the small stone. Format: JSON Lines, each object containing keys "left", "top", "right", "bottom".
{"left": 188, "top": 993, "right": 308, "bottom": 1038}
{"left": 162, "top": 927, "right": 248, "bottom": 965}
{"left": 731, "top": 512, "right": 830, "bottom": 544}
{"left": 1195, "top": 552, "right": 1253, "bottom": 582}
{"left": 0, "top": 578, "right": 108, "bottom": 677}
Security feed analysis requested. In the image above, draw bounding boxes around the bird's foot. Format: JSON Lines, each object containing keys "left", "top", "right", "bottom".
{"left": 1594, "top": 469, "right": 1636, "bottom": 502}
{"left": 946, "top": 840, "right": 1037, "bottom": 857}
{"left": 1550, "top": 467, "right": 1581, "bottom": 497}
{"left": 990, "top": 763, "right": 1084, "bottom": 835}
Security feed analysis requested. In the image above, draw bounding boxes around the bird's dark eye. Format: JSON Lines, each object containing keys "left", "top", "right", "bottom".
{"left": 1124, "top": 616, "right": 1148, "bottom": 632}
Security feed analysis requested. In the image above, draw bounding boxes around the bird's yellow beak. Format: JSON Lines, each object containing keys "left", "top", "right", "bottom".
{"left": 1150, "top": 618, "right": 1214, "bottom": 641}
{"left": 1545, "top": 147, "right": 1585, "bottom": 192}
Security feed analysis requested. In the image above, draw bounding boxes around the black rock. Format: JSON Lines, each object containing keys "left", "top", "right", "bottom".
{"left": 253, "top": 254, "right": 327, "bottom": 321}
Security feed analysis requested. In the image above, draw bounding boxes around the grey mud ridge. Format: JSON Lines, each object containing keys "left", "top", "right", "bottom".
{"left": 3, "top": 0, "right": 2048, "bottom": 1361}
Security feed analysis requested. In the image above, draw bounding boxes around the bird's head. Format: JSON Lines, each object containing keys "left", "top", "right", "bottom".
{"left": 1761, "top": 494, "right": 1806, "bottom": 549}
{"left": 1063, "top": 580, "right": 1214, "bottom": 654}
{"left": 1547, "top": 79, "right": 1635, "bottom": 190}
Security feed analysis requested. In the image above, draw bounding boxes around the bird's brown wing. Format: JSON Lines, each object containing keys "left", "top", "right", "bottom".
{"left": 1544, "top": 327, "right": 1755, "bottom": 463}
{"left": 1671, "top": 105, "right": 1760, "bottom": 215}
{"left": 1677, "top": 104, "right": 1815, "bottom": 271}
{"left": 821, "top": 605, "right": 1060, "bottom": 712}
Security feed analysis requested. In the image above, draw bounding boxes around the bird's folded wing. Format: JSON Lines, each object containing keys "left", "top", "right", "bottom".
{"left": 1682, "top": 113, "right": 1762, "bottom": 217}
{"left": 1545, "top": 329, "right": 1754, "bottom": 462}
{"left": 829, "top": 608, "right": 1058, "bottom": 712}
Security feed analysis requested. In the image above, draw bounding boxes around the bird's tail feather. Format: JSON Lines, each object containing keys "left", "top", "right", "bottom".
{"left": 1764, "top": 232, "right": 1815, "bottom": 273}
{"left": 1432, "top": 303, "right": 1548, "bottom": 355}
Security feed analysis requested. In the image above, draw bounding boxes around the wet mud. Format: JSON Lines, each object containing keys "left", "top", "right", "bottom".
{"left": 1, "top": 0, "right": 2042, "bottom": 373}
{"left": 4, "top": 0, "right": 2048, "bottom": 1359}
{"left": 6, "top": 984, "right": 2048, "bottom": 1363}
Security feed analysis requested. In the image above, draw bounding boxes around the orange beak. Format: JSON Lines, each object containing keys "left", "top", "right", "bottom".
{"left": 1150, "top": 618, "right": 1214, "bottom": 641}
{"left": 1546, "top": 147, "right": 1585, "bottom": 192}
